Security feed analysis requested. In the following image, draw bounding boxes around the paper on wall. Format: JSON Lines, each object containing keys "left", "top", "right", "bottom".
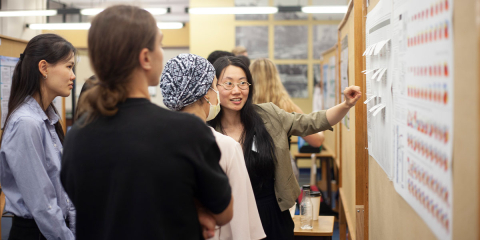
{"left": 365, "top": 0, "right": 394, "bottom": 179}
{"left": 0, "top": 56, "right": 19, "bottom": 128}
{"left": 340, "top": 35, "right": 350, "bottom": 130}
{"left": 391, "top": 0, "right": 454, "bottom": 239}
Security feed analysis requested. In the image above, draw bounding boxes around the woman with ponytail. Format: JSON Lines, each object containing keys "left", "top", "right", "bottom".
{"left": 60, "top": 5, "right": 233, "bottom": 240}
{"left": 0, "top": 33, "right": 76, "bottom": 240}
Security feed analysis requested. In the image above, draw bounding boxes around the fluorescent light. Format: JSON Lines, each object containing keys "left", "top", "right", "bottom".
{"left": 189, "top": 7, "right": 278, "bottom": 15}
{"left": 145, "top": 8, "right": 169, "bottom": 15}
{"left": 157, "top": 22, "right": 183, "bottom": 29}
{"left": 28, "top": 22, "right": 184, "bottom": 30}
{"left": 0, "top": 10, "right": 57, "bottom": 17}
{"left": 28, "top": 23, "right": 91, "bottom": 30}
{"left": 81, "top": 8, "right": 168, "bottom": 16}
{"left": 301, "top": 6, "right": 348, "bottom": 14}
{"left": 80, "top": 8, "right": 103, "bottom": 16}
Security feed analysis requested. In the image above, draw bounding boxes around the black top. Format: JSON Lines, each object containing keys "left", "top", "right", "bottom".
{"left": 249, "top": 152, "right": 276, "bottom": 203}
{"left": 61, "top": 98, "right": 231, "bottom": 240}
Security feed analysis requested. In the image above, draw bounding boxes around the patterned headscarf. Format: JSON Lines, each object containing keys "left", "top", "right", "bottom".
{"left": 160, "top": 54, "right": 216, "bottom": 111}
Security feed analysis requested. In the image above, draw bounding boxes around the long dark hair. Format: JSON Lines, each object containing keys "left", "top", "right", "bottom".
{"left": 1, "top": 34, "right": 76, "bottom": 145}
{"left": 208, "top": 56, "right": 277, "bottom": 184}
{"left": 77, "top": 5, "right": 158, "bottom": 124}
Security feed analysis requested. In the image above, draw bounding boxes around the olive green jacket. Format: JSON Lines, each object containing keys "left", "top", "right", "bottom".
{"left": 214, "top": 102, "right": 332, "bottom": 211}
{"left": 254, "top": 103, "right": 333, "bottom": 211}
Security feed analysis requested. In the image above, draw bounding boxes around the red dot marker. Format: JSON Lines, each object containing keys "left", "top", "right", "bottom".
{"left": 445, "top": 21, "right": 449, "bottom": 38}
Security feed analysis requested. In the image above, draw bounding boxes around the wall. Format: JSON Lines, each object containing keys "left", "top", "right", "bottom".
{"left": 0, "top": 0, "right": 45, "bottom": 40}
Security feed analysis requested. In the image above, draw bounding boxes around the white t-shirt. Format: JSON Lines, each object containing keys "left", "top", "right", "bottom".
{"left": 209, "top": 127, "right": 266, "bottom": 240}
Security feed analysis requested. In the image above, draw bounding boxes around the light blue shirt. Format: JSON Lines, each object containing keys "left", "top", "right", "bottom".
{"left": 0, "top": 96, "right": 75, "bottom": 240}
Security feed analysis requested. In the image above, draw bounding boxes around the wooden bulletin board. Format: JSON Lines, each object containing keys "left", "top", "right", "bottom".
{"left": 365, "top": 0, "right": 480, "bottom": 239}
{"left": 337, "top": 0, "right": 367, "bottom": 239}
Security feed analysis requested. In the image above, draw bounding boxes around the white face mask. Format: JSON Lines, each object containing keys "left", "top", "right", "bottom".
{"left": 205, "top": 87, "right": 221, "bottom": 121}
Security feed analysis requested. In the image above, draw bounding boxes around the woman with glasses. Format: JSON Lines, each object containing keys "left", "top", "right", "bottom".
{"left": 208, "top": 56, "right": 362, "bottom": 239}
{"left": 160, "top": 53, "right": 265, "bottom": 240}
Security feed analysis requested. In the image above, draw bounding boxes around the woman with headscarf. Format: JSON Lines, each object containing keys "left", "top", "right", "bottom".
{"left": 161, "top": 53, "right": 265, "bottom": 240}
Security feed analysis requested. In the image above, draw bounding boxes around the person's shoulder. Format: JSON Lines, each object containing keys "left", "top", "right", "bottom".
{"left": 142, "top": 103, "right": 203, "bottom": 124}
{"left": 165, "top": 112, "right": 213, "bottom": 137}
{"left": 8, "top": 104, "right": 44, "bottom": 129}
{"left": 254, "top": 102, "right": 283, "bottom": 120}
{"left": 254, "top": 102, "right": 280, "bottom": 113}
{"left": 210, "top": 128, "right": 240, "bottom": 148}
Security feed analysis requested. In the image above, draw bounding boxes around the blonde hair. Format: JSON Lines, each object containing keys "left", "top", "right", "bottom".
{"left": 250, "top": 58, "right": 297, "bottom": 113}
{"left": 232, "top": 46, "right": 247, "bottom": 56}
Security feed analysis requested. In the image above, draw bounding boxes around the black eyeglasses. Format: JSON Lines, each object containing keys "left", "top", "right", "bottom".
{"left": 217, "top": 81, "right": 251, "bottom": 90}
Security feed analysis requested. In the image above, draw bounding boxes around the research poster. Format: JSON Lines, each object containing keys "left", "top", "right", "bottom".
{"left": 365, "top": 0, "right": 454, "bottom": 239}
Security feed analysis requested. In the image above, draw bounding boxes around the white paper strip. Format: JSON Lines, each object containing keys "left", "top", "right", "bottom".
{"left": 369, "top": 103, "right": 383, "bottom": 113}
{"left": 372, "top": 104, "right": 386, "bottom": 116}
{"left": 368, "top": 43, "right": 377, "bottom": 55}
{"left": 371, "top": 68, "right": 384, "bottom": 79}
{"left": 363, "top": 44, "right": 374, "bottom": 56}
{"left": 373, "top": 39, "right": 390, "bottom": 55}
{"left": 362, "top": 45, "right": 371, "bottom": 56}
{"left": 376, "top": 68, "right": 388, "bottom": 81}
{"left": 363, "top": 68, "right": 377, "bottom": 74}
{"left": 364, "top": 95, "right": 377, "bottom": 104}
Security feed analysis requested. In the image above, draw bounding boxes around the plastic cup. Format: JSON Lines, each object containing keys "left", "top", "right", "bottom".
{"left": 310, "top": 191, "right": 322, "bottom": 220}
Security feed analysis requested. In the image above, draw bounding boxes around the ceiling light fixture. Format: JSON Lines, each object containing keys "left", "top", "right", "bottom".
{"left": 301, "top": 6, "right": 348, "bottom": 14}
{"left": 27, "top": 23, "right": 90, "bottom": 30}
{"left": 0, "top": 10, "right": 57, "bottom": 17}
{"left": 27, "top": 22, "right": 184, "bottom": 30}
{"left": 157, "top": 22, "right": 184, "bottom": 29}
{"left": 188, "top": 7, "right": 278, "bottom": 15}
{"left": 79, "top": 8, "right": 103, "bottom": 16}
{"left": 81, "top": 7, "right": 169, "bottom": 16}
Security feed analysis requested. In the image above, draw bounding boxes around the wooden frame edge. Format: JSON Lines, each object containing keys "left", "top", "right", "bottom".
{"left": 477, "top": 0, "right": 480, "bottom": 237}
{"left": 320, "top": 44, "right": 338, "bottom": 57}
{"left": 353, "top": 0, "right": 368, "bottom": 239}
{"left": 338, "top": 0, "right": 354, "bottom": 30}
